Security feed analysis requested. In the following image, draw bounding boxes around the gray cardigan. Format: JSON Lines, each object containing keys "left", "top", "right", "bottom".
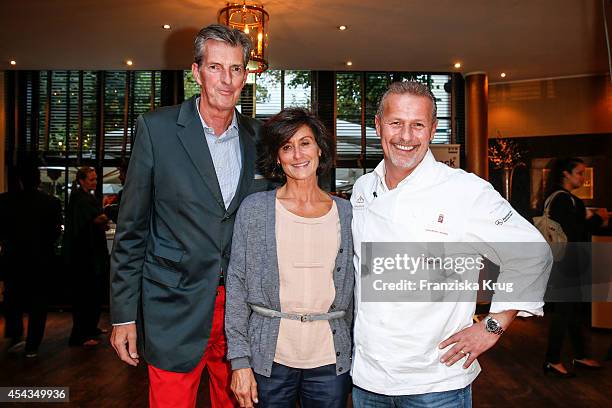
{"left": 225, "top": 189, "right": 354, "bottom": 377}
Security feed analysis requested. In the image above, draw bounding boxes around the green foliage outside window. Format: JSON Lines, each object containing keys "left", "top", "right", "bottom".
{"left": 184, "top": 71, "right": 200, "bottom": 100}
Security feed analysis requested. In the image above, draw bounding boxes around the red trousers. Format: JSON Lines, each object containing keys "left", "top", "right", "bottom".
{"left": 148, "top": 286, "right": 237, "bottom": 408}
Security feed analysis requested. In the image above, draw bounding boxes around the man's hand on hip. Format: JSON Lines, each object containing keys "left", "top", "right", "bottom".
{"left": 438, "top": 310, "right": 516, "bottom": 369}
{"left": 111, "top": 323, "right": 139, "bottom": 366}
{"left": 231, "top": 368, "right": 258, "bottom": 408}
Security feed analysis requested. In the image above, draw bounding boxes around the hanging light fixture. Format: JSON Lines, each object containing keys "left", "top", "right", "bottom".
{"left": 218, "top": 1, "right": 269, "bottom": 74}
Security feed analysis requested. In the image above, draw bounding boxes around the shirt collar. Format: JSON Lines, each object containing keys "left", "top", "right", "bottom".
{"left": 195, "top": 97, "right": 239, "bottom": 137}
{"left": 373, "top": 149, "right": 436, "bottom": 191}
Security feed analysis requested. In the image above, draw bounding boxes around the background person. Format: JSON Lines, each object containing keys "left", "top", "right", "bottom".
{"left": 225, "top": 108, "right": 354, "bottom": 408}
{"left": 1, "top": 164, "right": 62, "bottom": 357}
{"left": 63, "top": 166, "right": 109, "bottom": 347}
{"left": 543, "top": 157, "right": 608, "bottom": 377}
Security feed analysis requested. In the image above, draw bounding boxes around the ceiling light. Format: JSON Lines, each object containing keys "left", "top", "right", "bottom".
{"left": 126, "top": 60, "right": 133, "bottom": 66}
{"left": 218, "top": 1, "right": 270, "bottom": 74}
{"left": 346, "top": 61, "right": 353, "bottom": 66}
{"left": 162, "top": 24, "right": 171, "bottom": 30}
{"left": 500, "top": 72, "right": 506, "bottom": 78}
{"left": 454, "top": 62, "right": 461, "bottom": 69}
{"left": 338, "top": 25, "right": 347, "bottom": 31}
{"left": 10, "top": 60, "right": 16, "bottom": 66}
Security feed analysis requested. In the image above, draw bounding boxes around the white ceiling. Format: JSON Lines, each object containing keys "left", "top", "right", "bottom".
{"left": 1, "top": 0, "right": 610, "bottom": 81}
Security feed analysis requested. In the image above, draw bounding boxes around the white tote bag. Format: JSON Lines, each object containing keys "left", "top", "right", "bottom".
{"left": 533, "top": 190, "right": 574, "bottom": 262}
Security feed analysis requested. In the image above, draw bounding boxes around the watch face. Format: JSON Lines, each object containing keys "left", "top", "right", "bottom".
{"left": 486, "top": 317, "right": 499, "bottom": 332}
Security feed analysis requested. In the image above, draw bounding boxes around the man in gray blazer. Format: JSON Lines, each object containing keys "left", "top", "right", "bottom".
{"left": 110, "top": 24, "right": 268, "bottom": 407}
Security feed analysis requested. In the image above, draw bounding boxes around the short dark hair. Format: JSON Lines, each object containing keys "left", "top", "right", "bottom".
{"left": 545, "top": 157, "right": 584, "bottom": 196}
{"left": 259, "top": 108, "right": 333, "bottom": 181}
{"left": 75, "top": 166, "right": 95, "bottom": 188}
{"left": 194, "top": 24, "right": 252, "bottom": 67}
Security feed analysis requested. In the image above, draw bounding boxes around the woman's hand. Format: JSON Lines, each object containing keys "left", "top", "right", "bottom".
{"left": 231, "top": 368, "right": 258, "bottom": 407}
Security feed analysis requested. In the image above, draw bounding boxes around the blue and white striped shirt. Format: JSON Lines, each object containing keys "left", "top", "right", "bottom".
{"left": 196, "top": 98, "right": 242, "bottom": 209}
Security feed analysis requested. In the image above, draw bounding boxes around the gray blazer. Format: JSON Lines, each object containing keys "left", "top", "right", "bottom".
{"left": 225, "top": 189, "right": 354, "bottom": 377}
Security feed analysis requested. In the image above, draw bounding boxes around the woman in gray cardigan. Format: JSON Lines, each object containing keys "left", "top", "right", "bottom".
{"left": 225, "top": 108, "right": 354, "bottom": 408}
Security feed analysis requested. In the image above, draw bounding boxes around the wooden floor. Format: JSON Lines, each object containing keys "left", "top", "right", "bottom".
{"left": 0, "top": 311, "right": 610, "bottom": 407}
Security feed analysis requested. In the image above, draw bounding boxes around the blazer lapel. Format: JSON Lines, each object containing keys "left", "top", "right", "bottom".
{"left": 226, "top": 111, "right": 256, "bottom": 214}
{"left": 176, "top": 97, "right": 225, "bottom": 210}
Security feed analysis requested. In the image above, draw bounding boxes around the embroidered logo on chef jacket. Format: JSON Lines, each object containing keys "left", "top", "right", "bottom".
{"left": 495, "top": 210, "right": 513, "bottom": 226}
{"left": 353, "top": 194, "right": 366, "bottom": 210}
{"left": 422, "top": 209, "right": 450, "bottom": 236}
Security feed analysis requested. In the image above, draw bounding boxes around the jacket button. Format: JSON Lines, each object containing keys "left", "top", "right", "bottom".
{"left": 336, "top": 267, "right": 341, "bottom": 272}
{"left": 336, "top": 352, "right": 340, "bottom": 356}
{"left": 332, "top": 329, "right": 336, "bottom": 335}
{"left": 339, "top": 248, "right": 343, "bottom": 253}
{"left": 331, "top": 304, "right": 335, "bottom": 309}
{"left": 338, "top": 367, "right": 343, "bottom": 372}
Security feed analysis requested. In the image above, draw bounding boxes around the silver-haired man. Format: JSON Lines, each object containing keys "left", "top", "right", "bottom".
{"left": 110, "top": 24, "right": 268, "bottom": 407}
{"left": 350, "top": 81, "right": 551, "bottom": 407}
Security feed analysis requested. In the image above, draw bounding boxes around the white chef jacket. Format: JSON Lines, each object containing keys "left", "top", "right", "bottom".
{"left": 351, "top": 150, "right": 552, "bottom": 395}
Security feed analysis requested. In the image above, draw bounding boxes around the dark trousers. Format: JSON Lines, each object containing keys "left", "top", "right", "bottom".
{"left": 69, "top": 267, "right": 104, "bottom": 345}
{"left": 3, "top": 276, "right": 48, "bottom": 352}
{"left": 545, "top": 302, "right": 586, "bottom": 363}
{"left": 254, "top": 362, "right": 351, "bottom": 408}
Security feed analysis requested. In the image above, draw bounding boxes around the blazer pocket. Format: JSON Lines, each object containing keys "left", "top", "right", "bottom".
{"left": 143, "top": 262, "right": 182, "bottom": 288}
{"left": 152, "top": 241, "right": 185, "bottom": 263}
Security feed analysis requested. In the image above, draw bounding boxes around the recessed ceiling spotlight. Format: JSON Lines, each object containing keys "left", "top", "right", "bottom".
{"left": 453, "top": 62, "right": 461, "bottom": 69}
{"left": 338, "top": 25, "right": 347, "bottom": 30}
{"left": 10, "top": 60, "right": 16, "bottom": 66}
{"left": 346, "top": 61, "right": 353, "bottom": 66}
{"left": 500, "top": 72, "right": 506, "bottom": 78}
{"left": 126, "top": 60, "right": 133, "bottom": 66}
{"left": 162, "top": 24, "right": 171, "bottom": 30}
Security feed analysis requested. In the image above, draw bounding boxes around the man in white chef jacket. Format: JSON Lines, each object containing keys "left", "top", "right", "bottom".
{"left": 350, "top": 81, "right": 552, "bottom": 407}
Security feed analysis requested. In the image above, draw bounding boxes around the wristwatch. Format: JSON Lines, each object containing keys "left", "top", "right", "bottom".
{"left": 484, "top": 315, "right": 504, "bottom": 335}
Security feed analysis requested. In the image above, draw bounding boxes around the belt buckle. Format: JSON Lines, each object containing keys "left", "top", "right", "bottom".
{"left": 300, "top": 314, "right": 310, "bottom": 322}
